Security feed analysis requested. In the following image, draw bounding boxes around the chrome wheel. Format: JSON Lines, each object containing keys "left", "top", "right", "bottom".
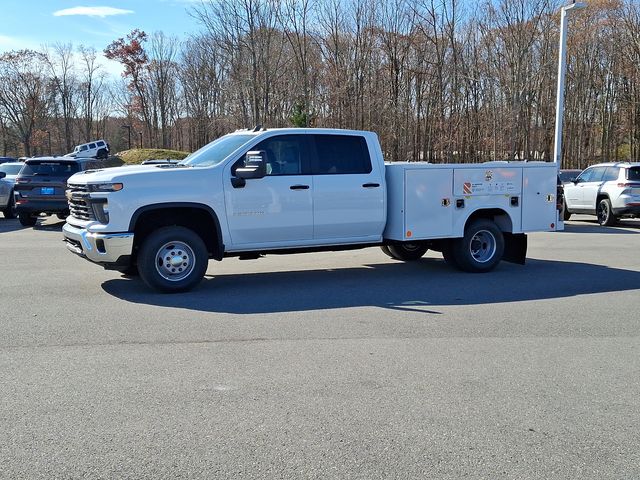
{"left": 154, "top": 241, "right": 195, "bottom": 282}
{"left": 597, "top": 201, "right": 608, "bottom": 225}
{"left": 469, "top": 230, "right": 497, "bottom": 263}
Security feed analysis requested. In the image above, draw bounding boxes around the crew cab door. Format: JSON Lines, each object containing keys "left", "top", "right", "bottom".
{"left": 311, "top": 134, "right": 385, "bottom": 241}
{"left": 224, "top": 134, "right": 313, "bottom": 247}
{"left": 579, "top": 166, "right": 607, "bottom": 211}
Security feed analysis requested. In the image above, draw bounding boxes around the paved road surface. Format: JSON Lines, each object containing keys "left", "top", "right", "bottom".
{"left": 1, "top": 215, "right": 639, "bottom": 479}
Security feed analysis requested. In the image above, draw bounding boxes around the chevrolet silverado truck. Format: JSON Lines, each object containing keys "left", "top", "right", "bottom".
{"left": 62, "top": 128, "right": 562, "bottom": 292}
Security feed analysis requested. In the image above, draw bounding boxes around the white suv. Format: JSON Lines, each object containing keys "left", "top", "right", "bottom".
{"left": 563, "top": 162, "right": 640, "bottom": 225}
{"left": 65, "top": 140, "right": 110, "bottom": 159}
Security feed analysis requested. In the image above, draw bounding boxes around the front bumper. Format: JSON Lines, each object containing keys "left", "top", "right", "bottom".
{"left": 63, "top": 222, "right": 134, "bottom": 265}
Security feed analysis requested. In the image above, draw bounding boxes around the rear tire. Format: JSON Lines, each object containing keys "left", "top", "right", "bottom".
{"left": 119, "top": 264, "right": 139, "bottom": 277}
{"left": 452, "top": 219, "right": 504, "bottom": 273}
{"left": 138, "top": 226, "right": 208, "bottom": 293}
{"left": 596, "top": 198, "right": 616, "bottom": 226}
{"left": 386, "top": 243, "right": 428, "bottom": 261}
{"left": 96, "top": 148, "right": 108, "bottom": 160}
{"left": 18, "top": 213, "right": 37, "bottom": 227}
{"left": 380, "top": 245, "right": 393, "bottom": 258}
{"left": 441, "top": 240, "right": 459, "bottom": 268}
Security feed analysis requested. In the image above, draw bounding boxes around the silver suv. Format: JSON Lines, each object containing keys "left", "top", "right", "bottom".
{"left": 563, "top": 162, "right": 640, "bottom": 225}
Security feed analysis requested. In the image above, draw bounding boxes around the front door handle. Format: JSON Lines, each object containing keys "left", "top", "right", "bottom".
{"left": 362, "top": 183, "right": 380, "bottom": 188}
{"left": 290, "top": 185, "right": 309, "bottom": 190}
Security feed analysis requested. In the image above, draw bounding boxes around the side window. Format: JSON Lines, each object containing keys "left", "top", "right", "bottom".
{"left": 602, "top": 167, "right": 619, "bottom": 182}
{"left": 80, "top": 145, "right": 88, "bottom": 151}
{"left": 253, "top": 135, "right": 309, "bottom": 176}
{"left": 590, "top": 167, "right": 606, "bottom": 182}
{"left": 88, "top": 143, "right": 97, "bottom": 149}
{"left": 97, "top": 141, "right": 104, "bottom": 147}
{"left": 313, "top": 135, "right": 372, "bottom": 174}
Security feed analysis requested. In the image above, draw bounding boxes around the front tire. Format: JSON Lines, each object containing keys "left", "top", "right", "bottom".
{"left": 138, "top": 226, "right": 208, "bottom": 293}
{"left": 2, "top": 192, "right": 16, "bottom": 219}
{"left": 386, "top": 243, "right": 428, "bottom": 261}
{"left": 596, "top": 198, "right": 616, "bottom": 226}
{"left": 452, "top": 219, "right": 504, "bottom": 273}
{"left": 18, "top": 213, "right": 37, "bottom": 227}
{"left": 563, "top": 200, "right": 571, "bottom": 221}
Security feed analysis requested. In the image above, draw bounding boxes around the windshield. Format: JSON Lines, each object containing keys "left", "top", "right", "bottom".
{"left": 20, "top": 161, "right": 80, "bottom": 176}
{"left": 0, "top": 164, "right": 22, "bottom": 175}
{"left": 180, "top": 134, "right": 255, "bottom": 168}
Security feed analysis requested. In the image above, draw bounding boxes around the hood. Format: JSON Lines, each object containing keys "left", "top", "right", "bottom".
{"left": 68, "top": 164, "right": 167, "bottom": 184}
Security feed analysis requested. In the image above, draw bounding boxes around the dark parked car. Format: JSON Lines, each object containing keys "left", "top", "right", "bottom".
{"left": 0, "top": 156, "right": 18, "bottom": 164}
{"left": 558, "top": 169, "right": 582, "bottom": 184}
{"left": 13, "top": 157, "right": 99, "bottom": 227}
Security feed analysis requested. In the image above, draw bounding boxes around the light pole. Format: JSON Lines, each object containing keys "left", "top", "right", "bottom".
{"left": 553, "top": 1, "right": 587, "bottom": 167}
{"left": 138, "top": 131, "right": 143, "bottom": 149}
{"left": 121, "top": 125, "right": 131, "bottom": 150}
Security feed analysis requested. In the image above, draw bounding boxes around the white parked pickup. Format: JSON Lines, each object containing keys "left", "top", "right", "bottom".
{"left": 62, "top": 128, "right": 563, "bottom": 292}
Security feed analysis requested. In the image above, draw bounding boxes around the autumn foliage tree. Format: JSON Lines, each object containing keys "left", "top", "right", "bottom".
{"left": 104, "top": 29, "right": 153, "bottom": 146}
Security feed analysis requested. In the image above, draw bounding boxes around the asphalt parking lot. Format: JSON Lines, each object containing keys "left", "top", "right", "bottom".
{"left": 1, "top": 214, "right": 639, "bottom": 479}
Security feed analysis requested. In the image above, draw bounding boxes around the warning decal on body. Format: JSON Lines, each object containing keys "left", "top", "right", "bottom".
{"left": 463, "top": 182, "right": 472, "bottom": 195}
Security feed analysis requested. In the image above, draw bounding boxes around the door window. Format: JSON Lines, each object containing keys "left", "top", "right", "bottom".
{"left": 602, "top": 167, "right": 619, "bottom": 182}
{"left": 253, "top": 135, "right": 310, "bottom": 176}
{"left": 576, "top": 167, "right": 605, "bottom": 183}
{"left": 312, "top": 135, "right": 371, "bottom": 174}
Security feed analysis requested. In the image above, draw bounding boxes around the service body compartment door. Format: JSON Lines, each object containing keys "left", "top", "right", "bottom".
{"left": 521, "top": 166, "right": 558, "bottom": 231}
{"left": 404, "top": 168, "right": 454, "bottom": 239}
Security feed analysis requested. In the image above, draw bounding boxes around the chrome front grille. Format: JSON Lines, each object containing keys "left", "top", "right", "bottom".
{"left": 67, "top": 183, "right": 95, "bottom": 221}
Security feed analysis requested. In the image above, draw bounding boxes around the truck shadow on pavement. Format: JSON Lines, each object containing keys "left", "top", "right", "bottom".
{"left": 101, "top": 258, "right": 640, "bottom": 314}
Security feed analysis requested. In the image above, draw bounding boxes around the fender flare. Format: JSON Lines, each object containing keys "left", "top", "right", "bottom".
{"left": 129, "top": 202, "right": 224, "bottom": 260}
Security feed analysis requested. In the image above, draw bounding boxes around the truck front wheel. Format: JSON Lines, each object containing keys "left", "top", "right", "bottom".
{"left": 386, "top": 243, "right": 428, "bottom": 261}
{"left": 138, "top": 226, "right": 208, "bottom": 293}
{"left": 452, "top": 219, "right": 504, "bottom": 273}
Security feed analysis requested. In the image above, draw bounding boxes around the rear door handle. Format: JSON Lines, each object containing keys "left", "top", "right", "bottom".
{"left": 290, "top": 185, "right": 309, "bottom": 190}
{"left": 362, "top": 183, "right": 380, "bottom": 188}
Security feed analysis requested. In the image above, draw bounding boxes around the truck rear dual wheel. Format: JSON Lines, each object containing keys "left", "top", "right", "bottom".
{"left": 451, "top": 219, "right": 504, "bottom": 273}
{"left": 384, "top": 243, "right": 428, "bottom": 261}
{"left": 138, "top": 226, "right": 208, "bottom": 293}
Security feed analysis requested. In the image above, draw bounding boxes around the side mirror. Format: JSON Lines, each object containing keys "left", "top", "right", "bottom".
{"left": 236, "top": 150, "right": 267, "bottom": 180}
{"left": 0, "top": 172, "right": 5, "bottom": 179}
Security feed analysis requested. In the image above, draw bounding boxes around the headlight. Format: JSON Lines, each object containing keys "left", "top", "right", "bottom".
{"left": 88, "top": 183, "right": 123, "bottom": 192}
{"left": 90, "top": 198, "right": 110, "bottom": 224}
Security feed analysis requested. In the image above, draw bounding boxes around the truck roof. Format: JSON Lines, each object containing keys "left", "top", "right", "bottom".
{"left": 229, "top": 127, "right": 375, "bottom": 137}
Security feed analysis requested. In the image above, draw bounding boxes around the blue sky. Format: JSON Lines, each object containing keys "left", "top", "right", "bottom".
{"left": 0, "top": 1, "right": 201, "bottom": 76}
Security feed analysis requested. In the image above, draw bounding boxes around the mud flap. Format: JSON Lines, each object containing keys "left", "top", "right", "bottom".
{"left": 502, "top": 233, "right": 527, "bottom": 265}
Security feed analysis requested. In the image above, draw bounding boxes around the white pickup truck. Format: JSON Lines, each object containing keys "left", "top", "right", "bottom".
{"left": 62, "top": 128, "right": 562, "bottom": 292}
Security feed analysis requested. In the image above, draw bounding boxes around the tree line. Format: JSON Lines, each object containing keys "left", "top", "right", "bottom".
{"left": 1, "top": 0, "right": 639, "bottom": 168}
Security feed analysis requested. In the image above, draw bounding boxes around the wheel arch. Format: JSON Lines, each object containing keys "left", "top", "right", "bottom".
{"left": 129, "top": 203, "right": 224, "bottom": 261}
{"left": 464, "top": 208, "right": 513, "bottom": 233}
{"left": 463, "top": 208, "right": 526, "bottom": 265}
